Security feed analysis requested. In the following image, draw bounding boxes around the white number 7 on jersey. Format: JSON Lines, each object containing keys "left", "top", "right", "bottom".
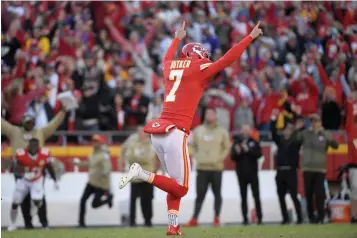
{"left": 165, "top": 69, "right": 184, "bottom": 102}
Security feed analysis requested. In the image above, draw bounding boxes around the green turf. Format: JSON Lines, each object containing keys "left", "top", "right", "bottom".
{"left": 2, "top": 224, "right": 357, "bottom": 238}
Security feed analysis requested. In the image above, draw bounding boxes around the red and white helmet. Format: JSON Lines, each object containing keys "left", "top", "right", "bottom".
{"left": 182, "top": 43, "right": 210, "bottom": 59}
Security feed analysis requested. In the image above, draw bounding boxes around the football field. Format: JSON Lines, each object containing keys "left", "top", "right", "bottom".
{"left": 2, "top": 224, "right": 357, "bottom": 238}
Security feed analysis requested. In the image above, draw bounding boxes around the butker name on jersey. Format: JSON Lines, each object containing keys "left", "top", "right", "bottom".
{"left": 170, "top": 60, "right": 191, "bottom": 70}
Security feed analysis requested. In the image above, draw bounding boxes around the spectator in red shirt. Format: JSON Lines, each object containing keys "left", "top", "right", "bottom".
{"left": 316, "top": 54, "right": 345, "bottom": 106}
{"left": 289, "top": 71, "right": 319, "bottom": 120}
{"left": 6, "top": 79, "right": 47, "bottom": 125}
{"left": 124, "top": 79, "right": 150, "bottom": 128}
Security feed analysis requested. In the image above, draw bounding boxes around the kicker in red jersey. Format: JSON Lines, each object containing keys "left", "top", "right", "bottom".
{"left": 132, "top": 21, "right": 262, "bottom": 234}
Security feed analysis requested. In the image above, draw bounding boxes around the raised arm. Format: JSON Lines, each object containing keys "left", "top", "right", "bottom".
{"left": 202, "top": 36, "right": 253, "bottom": 78}
{"left": 1, "top": 118, "right": 17, "bottom": 138}
{"left": 41, "top": 109, "right": 66, "bottom": 140}
{"left": 317, "top": 62, "right": 331, "bottom": 86}
{"left": 104, "top": 18, "right": 131, "bottom": 49}
{"left": 163, "top": 38, "right": 181, "bottom": 62}
{"left": 163, "top": 21, "right": 187, "bottom": 63}
{"left": 346, "top": 99, "right": 356, "bottom": 132}
{"left": 202, "top": 22, "right": 262, "bottom": 78}
{"left": 143, "top": 23, "right": 156, "bottom": 47}
{"left": 340, "top": 74, "right": 351, "bottom": 97}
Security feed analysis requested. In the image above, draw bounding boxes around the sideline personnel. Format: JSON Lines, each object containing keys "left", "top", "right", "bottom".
{"left": 76, "top": 135, "right": 113, "bottom": 228}
{"left": 298, "top": 114, "right": 339, "bottom": 224}
{"left": 119, "top": 126, "right": 159, "bottom": 227}
{"left": 271, "top": 117, "right": 303, "bottom": 224}
{"left": 185, "top": 108, "right": 231, "bottom": 227}
{"left": 231, "top": 124, "right": 263, "bottom": 225}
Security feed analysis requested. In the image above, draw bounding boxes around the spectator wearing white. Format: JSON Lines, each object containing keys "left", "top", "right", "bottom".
{"left": 157, "top": 2, "right": 181, "bottom": 27}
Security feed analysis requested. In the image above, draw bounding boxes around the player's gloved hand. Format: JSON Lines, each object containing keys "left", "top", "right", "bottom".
{"left": 175, "top": 21, "right": 186, "bottom": 40}
{"left": 54, "top": 182, "right": 60, "bottom": 191}
{"left": 249, "top": 21, "right": 263, "bottom": 39}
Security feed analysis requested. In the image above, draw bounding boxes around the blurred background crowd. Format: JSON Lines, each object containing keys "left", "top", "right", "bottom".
{"left": 2, "top": 1, "right": 357, "bottom": 138}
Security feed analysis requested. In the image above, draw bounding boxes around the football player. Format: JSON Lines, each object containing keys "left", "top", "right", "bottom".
{"left": 119, "top": 21, "right": 263, "bottom": 235}
{"left": 8, "top": 138, "right": 58, "bottom": 231}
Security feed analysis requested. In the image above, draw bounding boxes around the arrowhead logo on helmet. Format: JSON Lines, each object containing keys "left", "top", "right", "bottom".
{"left": 182, "top": 43, "right": 210, "bottom": 59}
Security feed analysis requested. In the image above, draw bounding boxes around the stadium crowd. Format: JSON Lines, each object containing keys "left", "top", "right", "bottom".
{"left": 2, "top": 1, "right": 357, "bottom": 135}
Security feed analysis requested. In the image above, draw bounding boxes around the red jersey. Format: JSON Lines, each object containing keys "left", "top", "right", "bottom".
{"left": 15, "top": 148, "right": 50, "bottom": 182}
{"left": 346, "top": 100, "right": 357, "bottom": 163}
{"left": 159, "top": 36, "right": 253, "bottom": 131}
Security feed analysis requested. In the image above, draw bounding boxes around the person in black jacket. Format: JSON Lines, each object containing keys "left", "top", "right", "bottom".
{"left": 231, "top": 124, "right": 263, "bottom": 225}
{"left": 271, "top": 118, "right": 303, "bottom": 224}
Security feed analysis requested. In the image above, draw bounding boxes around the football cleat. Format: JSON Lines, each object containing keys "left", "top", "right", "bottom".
{"left": 213, "top": 216, "right": 220, "bottom": 227}
{"left": 184, "top": 218, "right": 198, "bottom": 227}
{"left": 166, "top": 225, "right": 184, "bottom": 236}
{"left": 7, "top": 224, "right": 17, "bottom": 231}
{"left": 119, "top": 163, "right": 141, "bottom": 189}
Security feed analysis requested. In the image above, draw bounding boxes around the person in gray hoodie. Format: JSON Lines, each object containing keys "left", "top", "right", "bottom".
{"left": 297, "top": 114, "right": 339, "bottom": 224}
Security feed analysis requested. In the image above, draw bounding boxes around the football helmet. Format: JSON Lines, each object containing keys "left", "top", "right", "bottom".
{"left": 182, "top": 43, "right": 210, "bottom": 59}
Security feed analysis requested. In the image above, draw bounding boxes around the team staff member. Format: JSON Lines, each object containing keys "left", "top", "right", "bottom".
{"left": 75, "top": 135, "right": 113, "bottom": 228}
{"left": 185, "top": 108, "right": 231, "bottom": 227}
{"left": 271, "top": 117, "right": 303, "bottom": 225}
{"left": 297, "top": 114, "right": 339, "bottom": 224}
{"left": 346, "top": 98, "right": 357, "bottom": 223}
{"left": 2, "top": 109, "right": 66, "bottom": 229}
{"left": 119, "top": 126, "right": 159, "bottom": 227}
{"left": 231, "top": 124, "right": 263, "bottom": 225}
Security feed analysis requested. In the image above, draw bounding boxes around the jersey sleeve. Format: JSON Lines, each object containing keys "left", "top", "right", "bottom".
{"left": 40, "top": 148, "right": 51, "bottom": 161}
{"left": 199, "top": 59, "right": 213, "bottom": 71}
{"left": 201, "top": 36, "right": 253, "bottom": 79}
{"left": 163, "top": 38, "right": 180, "bottom": 64}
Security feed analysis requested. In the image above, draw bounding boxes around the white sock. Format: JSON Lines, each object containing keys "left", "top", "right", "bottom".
{"left": 138, "top": 168, "right": 154, "bottom": 182}
{"left": 10, "top": 208, "right": 18, "bottom": 224}
{"left": 168, "top": 211, "right": 179, "bottom": 227}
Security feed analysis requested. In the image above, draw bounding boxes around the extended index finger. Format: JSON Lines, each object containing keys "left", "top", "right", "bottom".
{"left": 255, "top": 21, "right": 261, "bottom": 28}
{"left": 181, "top": 21, "right": 186, "bottom": 30}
